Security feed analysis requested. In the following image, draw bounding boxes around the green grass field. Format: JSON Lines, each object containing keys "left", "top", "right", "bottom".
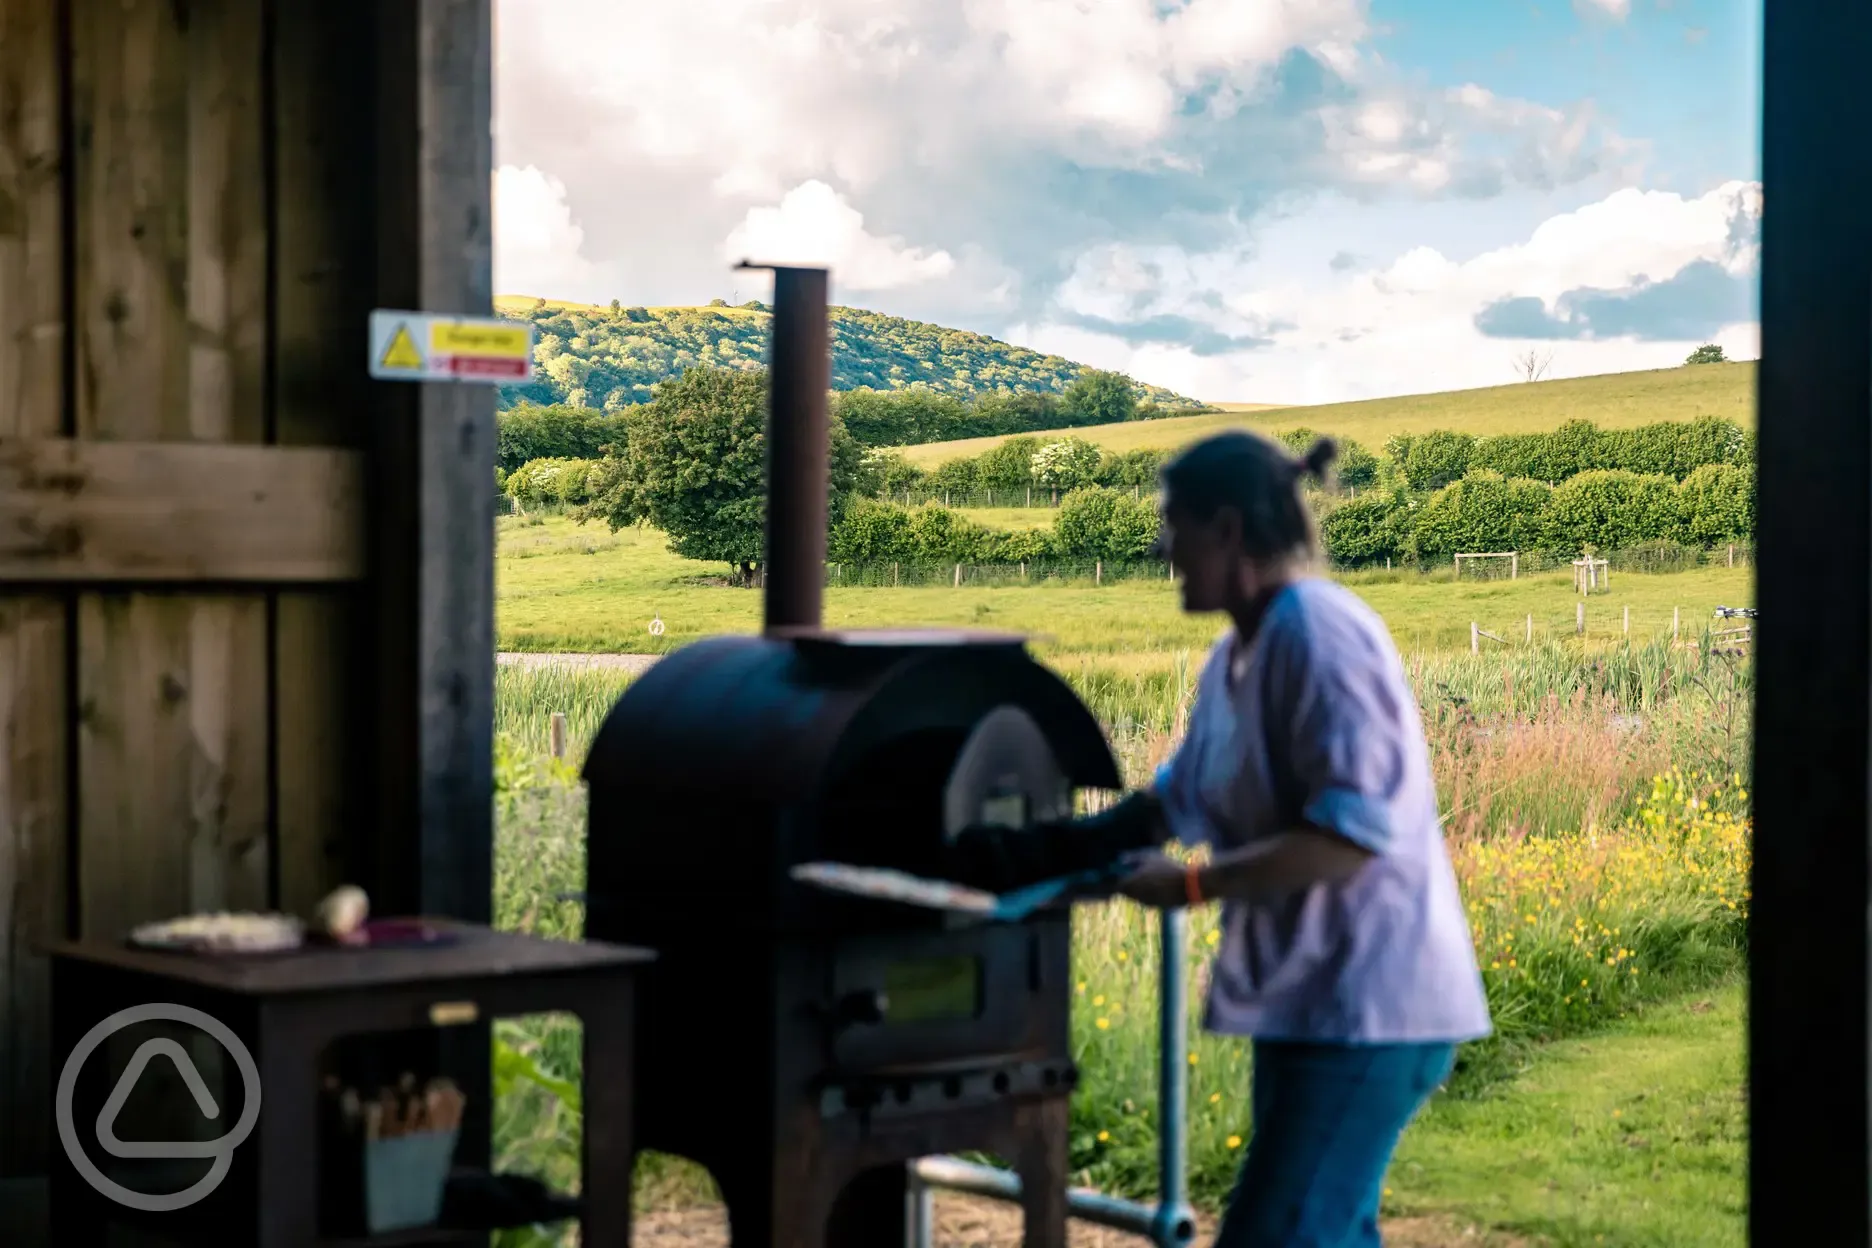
{"left": 497, "top": 514, "right": 1754, "bottom": 662}
{"left": 895, "top": 361, "right": 1756, "bottom": 469}
{"left": 1388, "top": 983, "right": 1745, "bottom": 1247}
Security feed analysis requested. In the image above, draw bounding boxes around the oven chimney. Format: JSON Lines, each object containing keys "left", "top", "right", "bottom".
{"left": 740, "top": 262, "right": 831, "bottom": 634}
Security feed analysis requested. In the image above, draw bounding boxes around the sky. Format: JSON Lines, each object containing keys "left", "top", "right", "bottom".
{"left": 490, "top": 0, "right": 1762, "bottom": 406}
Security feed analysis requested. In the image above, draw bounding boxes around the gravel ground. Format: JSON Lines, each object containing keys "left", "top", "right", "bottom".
{"left": 630, "top": 1194, "right": 1531, "bottom": 1247}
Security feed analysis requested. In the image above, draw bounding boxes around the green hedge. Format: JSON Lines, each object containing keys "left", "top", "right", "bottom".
{"left": 1388, "top": 417, "right": 1750, "bottom": 490}
{"left": 827, "top": 467, "right": 1755, "bottom": 572}
{"left": 505, "top": 456, "right": 603, "bottom": 508}
{"left": 1320, "top": 466, "right": 1755, "bottom": 567}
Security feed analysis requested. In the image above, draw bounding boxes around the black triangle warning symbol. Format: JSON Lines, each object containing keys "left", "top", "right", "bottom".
{"left": 381, "top": 323, "right": 423, "bottom": 370}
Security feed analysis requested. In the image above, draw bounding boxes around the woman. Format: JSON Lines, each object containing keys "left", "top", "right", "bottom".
{"left": 949, "top": 430, "right": 1491, "bottom": 1247}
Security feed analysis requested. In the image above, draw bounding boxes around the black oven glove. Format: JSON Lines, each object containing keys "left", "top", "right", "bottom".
{"left": 944, "top": 789, "right": 1166, "bottom": 893}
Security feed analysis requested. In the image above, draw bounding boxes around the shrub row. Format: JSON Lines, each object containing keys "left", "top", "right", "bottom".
{"left": 885, "top": 427, "right": 1381, "bottom": 499}
{"left": 1323, "top": 464, "right": 1755, "bottom": 566}
{"left": 1385, "top": 417, "right": 1751, "bottom": 491}
{"left": 826, "top": 464, "right": 1754, "bottom": 571}
{"left": 504, "top": 456, "right": 603, "bottom": 508}
{"left": 828, "top": 486, "right": 1161, "bottom": 565}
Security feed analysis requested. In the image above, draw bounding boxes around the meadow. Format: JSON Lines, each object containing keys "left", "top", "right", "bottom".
{"left": 894, "top": 361, "right": 1757, "bottom": 469}
{"left": 496, "top": 513, "right": 1753, "bottom": 663}
{"left": 486, "top": 494, "right": 1753, "bottom": 1245}
{"left": 488, "top": 646, "right": 1750, "bottom": 1246}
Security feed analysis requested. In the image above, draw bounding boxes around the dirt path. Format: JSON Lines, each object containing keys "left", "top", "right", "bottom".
{"left": 631, "top": 1193, "right": 1533, "bottom": 1246}
{"left": 497, "top": 652, "right": 662, "bottom": 675}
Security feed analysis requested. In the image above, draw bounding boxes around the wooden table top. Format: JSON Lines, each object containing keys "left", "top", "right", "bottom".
{"left": 39, "top": 919, "right": 656, "bottom": 997}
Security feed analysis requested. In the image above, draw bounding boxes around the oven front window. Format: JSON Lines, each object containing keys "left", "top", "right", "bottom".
{"left": 882, "top": 955, "right": 983, "bottom": 1022}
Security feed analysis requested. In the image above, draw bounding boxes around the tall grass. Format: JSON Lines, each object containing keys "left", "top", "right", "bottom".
{"left": 485, "top": 638, "right": 1752, "bottom": 1235}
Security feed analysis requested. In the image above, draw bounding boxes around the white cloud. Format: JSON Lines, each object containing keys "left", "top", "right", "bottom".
{"left": 492, "top": 0, "right": 1639, "bottom": 326}
{"left": 1576, "top": 0, "right": 1632, "bottom": 20}
{"left": 1021, "top": 181, "right": 1760, "bottom": 404}
{"left": 493, "top": 164, "right": 599, "bottom": 300}
{"left": 721, "top": 180, "right": 956, "bottom": 292}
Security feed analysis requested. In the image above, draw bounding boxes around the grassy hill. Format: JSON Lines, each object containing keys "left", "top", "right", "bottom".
{"left": 492, "top": 295, "right": 1208, "bottom": 413}
{"left": 896, "top": 360, "right": 1756, "bottom": 469}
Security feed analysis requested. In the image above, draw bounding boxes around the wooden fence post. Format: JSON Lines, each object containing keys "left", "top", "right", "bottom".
{"left": 893, "top": 562, "right": 899, "bottom": 586}
{"left": 550, "top": 713, "right": 567, "bottom": 761}
{"left": 1471, "top": 622, "right": 1479, "bottom": 654}
{"left": 1095, "top": 560, "right": 1103, "bottom": 585}
{"left": 954, "top": 563, "right": 962, "bottom": 587}
{"left": 1027, "top": 486, "right": 1032, "bottom": 506}
{"left": 1577, "top": 602, "right": 1585, "bottom": 635}
{"left": 1674, "top": 606, "right": 1680, "bottom": 638}
{"left": 1623, "top": 605, "right": 1630, "bottom": 635}
{"left": 1020, "top": 560, "right": 1026, "bottom": 580}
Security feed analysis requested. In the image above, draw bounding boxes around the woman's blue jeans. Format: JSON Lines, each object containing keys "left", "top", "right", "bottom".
{"left": 1212, "top": 1039, "right": 1456, "bottom": 1247}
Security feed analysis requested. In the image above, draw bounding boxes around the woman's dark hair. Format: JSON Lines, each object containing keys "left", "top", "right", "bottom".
{"left": 1158, "top": 431, "right": 1338, "bottom": 561}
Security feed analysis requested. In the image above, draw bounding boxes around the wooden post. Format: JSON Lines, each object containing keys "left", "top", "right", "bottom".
{"left": 1020, "top": 560, "right": 1026, "bottom": 580}
{"left": 1511, "top": 552, "right": 1518, "bottom": 579}
{"left": 1729, "top": 543, "right": 1735, "bottom": 567}
{"left": 550, "top": 713, "right": 567, "bottom": 760}
{"left": 1577, "top": 602, "right": 1585, "bottom": 635}
{"left": 893, "top": 561, "right": 899, "bottom": 586}
{"left": 987, "top": 489, "right": 994, "bottom": 506}
{"left": 1674, "top": 606, "right": 1681, "bottom": 637}
{"left": 1471, "top": 622, "right": 1479, "bottom": 654}
{"left": 1096, "top": 560, "right": 1102, "bottom": 585}
{"left": 953, "top": 563, "right": 961, "bottom": 587}
{"left": 1386, "top": 556, "right": 1391, "bottom": 570}
{"left": 1027, "top": 485, "right": 1032, "bottom": 506}
{"left": 1623, "top": 605, "right": 1630, "bottom": 635}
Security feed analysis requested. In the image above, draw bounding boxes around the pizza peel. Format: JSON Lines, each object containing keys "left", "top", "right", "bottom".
{"left": 789, "top": 859, "right": 1131, "bottom": 923}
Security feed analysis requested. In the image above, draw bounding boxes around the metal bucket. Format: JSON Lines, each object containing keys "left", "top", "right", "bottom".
{"left": 362, "top": 1128, "right": 459, "bottom": 1233}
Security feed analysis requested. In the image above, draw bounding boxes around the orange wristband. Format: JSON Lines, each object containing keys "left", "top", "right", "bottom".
{"left": 1185, "top": 862, "right": 1205, "bottom": 906}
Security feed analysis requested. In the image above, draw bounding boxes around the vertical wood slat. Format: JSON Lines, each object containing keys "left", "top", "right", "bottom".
{"left": 271, "top": 0, "right": 374, "bottom": 921}
{"left": 72, "top": 0, "right": 270, "bottom": 947}
{"left": 70, "top": 0, "right": 272, "bottom": 1175}
{"left": 0, "top": 0, "right": 68, "bottom": 1179}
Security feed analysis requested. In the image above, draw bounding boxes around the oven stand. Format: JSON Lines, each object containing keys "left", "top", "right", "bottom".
{"left": 906, "top": 907, "right": 1200, "bottom": 1248}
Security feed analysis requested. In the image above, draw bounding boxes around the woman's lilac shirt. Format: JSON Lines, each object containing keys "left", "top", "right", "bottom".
{"left": 1152, "top": 577, "right": 1493, "bottom": 1044}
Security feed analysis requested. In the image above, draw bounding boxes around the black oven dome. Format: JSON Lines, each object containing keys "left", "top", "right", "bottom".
{"left": 580, "top": 630, "right": 1123, "bottom": 803}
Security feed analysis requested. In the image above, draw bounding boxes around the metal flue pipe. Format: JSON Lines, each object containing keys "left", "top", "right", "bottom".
{"left": 740, "top": 261, "right": 831, "bottom": 633}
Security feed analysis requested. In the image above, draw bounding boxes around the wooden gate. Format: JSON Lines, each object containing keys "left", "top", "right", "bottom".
{"left": 0, "top": 0, "right": 496, "bottom": 1192}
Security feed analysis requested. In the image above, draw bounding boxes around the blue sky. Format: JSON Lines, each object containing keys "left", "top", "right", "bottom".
{"left": 491, "top": 0, "right": 1762, "bottom": 405}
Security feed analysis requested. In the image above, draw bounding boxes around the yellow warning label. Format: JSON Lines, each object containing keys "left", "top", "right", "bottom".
{"left": 380, "top": 323, "right": 424, "bottom": 370}
{"left": 430, "top": 322, "right": 530, "bottom": 357}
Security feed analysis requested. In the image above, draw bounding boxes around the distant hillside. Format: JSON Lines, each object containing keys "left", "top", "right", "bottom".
{"left": 896, "top": 360, "right": 1757, "bottom": 469}
{"left": 492, "top": 296, "right": 1207, "bottom": 412}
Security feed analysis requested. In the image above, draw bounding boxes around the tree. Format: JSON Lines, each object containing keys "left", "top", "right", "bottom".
{"left": 1684, "top": 343, "right": 1727, "bottom": 365}
{"left": 1062, "top": 369, "right": 1139, "bottom": 426}
{"left": 575, "top": 368, "right": 864, "bottom": 584}
{"left": 1512, "top": 348, "right": 1554, "bottom": 382}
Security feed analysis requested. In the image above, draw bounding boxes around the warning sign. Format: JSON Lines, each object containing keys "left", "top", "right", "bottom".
{"left": 368, "top": 310, "right": 536, "bottom": 384}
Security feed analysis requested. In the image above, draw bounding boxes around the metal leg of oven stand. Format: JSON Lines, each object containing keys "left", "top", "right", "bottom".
{"left": 906, "top": 1166, "right": 933, "bottom": 1248}
{"left": 1151, "top": 906, "right": 1199, "bottom": 1247}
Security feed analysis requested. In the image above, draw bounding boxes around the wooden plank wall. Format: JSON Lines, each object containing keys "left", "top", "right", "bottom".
{"left": 0, "top": 0, "right": 399, "bottom": 1177}
{"left": 0, "top": 0, "right": 69, "bottom": 1178}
